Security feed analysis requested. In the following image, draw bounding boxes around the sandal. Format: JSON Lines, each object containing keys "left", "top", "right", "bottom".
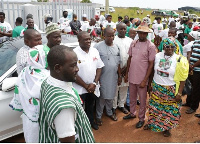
{"left": 163, "top": 130, "right": 171, "bottom": 137}
{"left": 143, "top": 124, "right": 149, "bottom": 130}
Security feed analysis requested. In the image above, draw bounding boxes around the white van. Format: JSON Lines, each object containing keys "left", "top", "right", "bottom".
{"left": 100, "top": 7, "right": 115, "bottom": 13}
{"left": 109, "top": 7, "right": 115, "bottom": 13}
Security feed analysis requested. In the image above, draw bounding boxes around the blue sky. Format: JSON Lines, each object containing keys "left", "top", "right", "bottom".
{"left": 91, "top": 0, "right": 200, "bottom": 10}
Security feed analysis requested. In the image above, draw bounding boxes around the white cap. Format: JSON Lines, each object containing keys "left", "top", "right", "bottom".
{"left": 189, "top": 31, "right": 200, "bottom": 40}
{"left": 43, "top": 14, "right": 52, "bottom": 20}
{"left": 82, "top": 14, "right": 87, "bottom": 17}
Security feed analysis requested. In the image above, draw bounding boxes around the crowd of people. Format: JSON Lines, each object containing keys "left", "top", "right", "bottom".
{"left": 2, "top": 8, "right": 200, "bottom": 142}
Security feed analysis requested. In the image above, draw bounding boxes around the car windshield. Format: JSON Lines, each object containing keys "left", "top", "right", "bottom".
{"left": 0, "top": 39, "right": 23, "bottom": 77}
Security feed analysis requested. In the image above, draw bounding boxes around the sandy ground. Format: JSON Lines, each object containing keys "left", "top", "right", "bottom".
{"left": 2, "top": 95, "right": 200, "bottom": 143}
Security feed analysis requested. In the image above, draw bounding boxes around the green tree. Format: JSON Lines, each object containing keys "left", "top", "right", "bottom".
{"left": 81, "top": 0, "right": 92, "bottom": 3}
{"left": 37, "top": 0, "right": 48, "bottom": 2}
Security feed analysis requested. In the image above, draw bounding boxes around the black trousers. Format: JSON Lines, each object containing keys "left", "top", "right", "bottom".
{"left": 80, "top": 93, "right": 96, "bottom": 124}
{"left": 186, "top": 71, "right": 200, "bottom": 110}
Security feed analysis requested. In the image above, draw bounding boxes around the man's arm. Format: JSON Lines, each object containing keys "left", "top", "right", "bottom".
{"left": 75, "top": 75, "right": 89, "bottom": 91}
{"left": 0, "top": 30, "right": 12, "bottom": 37}
{"left": 54, "top": 109, "right": 76, "bottom": 143}
{"left": 94, "top": 68, "right": 102, "bottom": 83}
{"left": 124, "top": 56, "right": 131, "bottom": 83}
{"left": 139, "top": 60, "right": 154, "bottom": 88}
{"left": 87, "top": 68, "right": 102, "bottom": 92}
{"left": 60, "top": 136, "right": 75, "bottom": 143}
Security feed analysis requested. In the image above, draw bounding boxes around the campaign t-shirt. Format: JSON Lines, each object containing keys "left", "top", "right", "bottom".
{"left": 80, "top": 23, "right": 94, "bottom": 34}
{"left": 153, "top": 51, "right": 177, "bottom": 86}
{"left": 152, "top": 23, "right": 163, "bottom": 35}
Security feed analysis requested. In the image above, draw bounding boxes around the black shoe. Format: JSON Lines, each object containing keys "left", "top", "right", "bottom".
{"left": 136, "top": 121, "right": 145, "bottom": 128}
{"left": 123, "top": 114, "right": 136, "bottom": 120}
{"left": 182, "top": 103, "right": 190, "bottom": 107}
{"left": 118, "top": 107, "right": 129, "bottom": 114}
{"left": 195, "top": 114, "right": 200, "bottom": 118}
{"left": 137, "top": 100, "right": 140, "bottom": 105}
{"left": 185, "top": 108, "right": 196, "bottom": 114}
{"left": 91, "top": 122, "right": 99, "bottom": 130}
{"left": 107, "top": 113, "right": 118, "bottom": 121}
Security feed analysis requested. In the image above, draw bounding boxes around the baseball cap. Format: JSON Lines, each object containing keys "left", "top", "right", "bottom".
{"left": 189, "top": 31, "right": 200, "bottom": 40}
{"left": 82, "top": 14, "right": 87, "bottom": 17}
{"left": 193, "top": 26, "right": 200, "bottom": 31}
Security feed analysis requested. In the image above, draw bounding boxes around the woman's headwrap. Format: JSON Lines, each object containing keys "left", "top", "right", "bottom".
{"left": 162, "top": 37, "right": 180, "bottom": 55}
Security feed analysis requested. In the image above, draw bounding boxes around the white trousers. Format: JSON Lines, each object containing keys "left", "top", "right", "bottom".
{"left": 113, "top": 86, "right": 128, "bottom": 109}
{"left": 22, "top": 114, "right": 39, "bottom": 143}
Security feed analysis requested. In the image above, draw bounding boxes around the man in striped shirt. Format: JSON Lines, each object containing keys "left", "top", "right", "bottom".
{"left": 39, "top": 45, "right": 95, "bottom": 143}
{"left": 185, "top": 39, "right": 200, "bottom": 114}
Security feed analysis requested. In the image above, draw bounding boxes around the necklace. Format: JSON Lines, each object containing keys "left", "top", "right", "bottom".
{"left": 164, "top": 53, "right": 173, "bottom": 62}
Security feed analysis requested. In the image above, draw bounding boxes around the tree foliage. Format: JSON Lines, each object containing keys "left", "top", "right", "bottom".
{"left": 80, "top": 0, "right": 92, "bottom": 3}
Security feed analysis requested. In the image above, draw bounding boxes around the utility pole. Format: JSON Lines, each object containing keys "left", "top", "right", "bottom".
{"left": 105, "top": 0, "right": 109, "bottom": 14}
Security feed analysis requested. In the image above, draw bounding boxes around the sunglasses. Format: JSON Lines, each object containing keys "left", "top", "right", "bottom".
{"left": 165, "top": 45, "right": 175, "bottom": 49}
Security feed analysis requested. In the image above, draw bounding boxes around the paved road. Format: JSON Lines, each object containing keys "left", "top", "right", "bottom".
{"left": 2, "top": 95, "right": 200, "bottom": 143}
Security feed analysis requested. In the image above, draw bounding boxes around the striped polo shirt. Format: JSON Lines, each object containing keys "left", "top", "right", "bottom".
{"left": 39, "top": 79, "right": 95, "bottom": 143}
{"left": 190, "top": 40, "right": 200, "bottom": 72}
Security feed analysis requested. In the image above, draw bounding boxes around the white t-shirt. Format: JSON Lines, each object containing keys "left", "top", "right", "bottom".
{"left": 46, "top": 76, "right": 77, "bottom": 139}
{"left": 73, "top": 46, "right": 104, "bottom": 95}
{"left": 80, "top": 23, "right": 94, "bottom": 34}
{"left": 168, "top": 17, "right": 175, "bottom": 25}
{"left": 159, "top": 28, "right": 169, "bottom": 40}
{"left": 153, "top": 51, "right": 177, "bottom": 86}
{"left": 176, "top": 22, "right": 184, "bottom": 35}
{"left": 0, "top": 21, "right": 12, "bottom": 32}
{"left": 103, "top": 21, "right": 116, "bottom": 29}
{"left": 162, "top": 18, "right": 168, "bottom": 24}
{"left": 192, "top": 22, "right": 199, "bottom": 29}
{"left": 153, "top": 20, "right": 157, "bottom": 24}
{"left": 152, "top": 23, "right": 163, "bottom": 35}
{"left": 58, "top": 17, "right": 71, "bottom": 32}
{"left": 80, "top": 21, "right": 89, "bottom": 26}
{"left": 183, "top": 41, "right": 194, "bottom": 57}
{"left": 0, "top": 21, "right": 12, "bottom": 42}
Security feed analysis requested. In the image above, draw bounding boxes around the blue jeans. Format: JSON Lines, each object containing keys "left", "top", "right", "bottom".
{"left": 126, "top": 87, "right": 130, "bottom": 106}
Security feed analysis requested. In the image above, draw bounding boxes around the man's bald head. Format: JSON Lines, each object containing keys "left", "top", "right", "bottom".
{"left": 116, "top": 22, "right": 126, "bottom": 31}
{"left": 77, "top": 31, "right": 89, "bottom": 41}
{"left": 24, "top": 29, "right": 40, "bottom": 40}
{"left": 104, "top": 27, "right": 114, "bottom": 36}
{"left": 24, "top": 29, "right": 42, "bottom": 48}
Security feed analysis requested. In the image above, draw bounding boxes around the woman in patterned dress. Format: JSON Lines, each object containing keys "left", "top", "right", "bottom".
{"left": 144, "top": 37, "right": 189, "bottom": 137}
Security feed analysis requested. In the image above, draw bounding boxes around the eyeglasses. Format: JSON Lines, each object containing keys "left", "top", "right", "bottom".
{"left": 165, "top": 45, "right": 175, "bottom": 49}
